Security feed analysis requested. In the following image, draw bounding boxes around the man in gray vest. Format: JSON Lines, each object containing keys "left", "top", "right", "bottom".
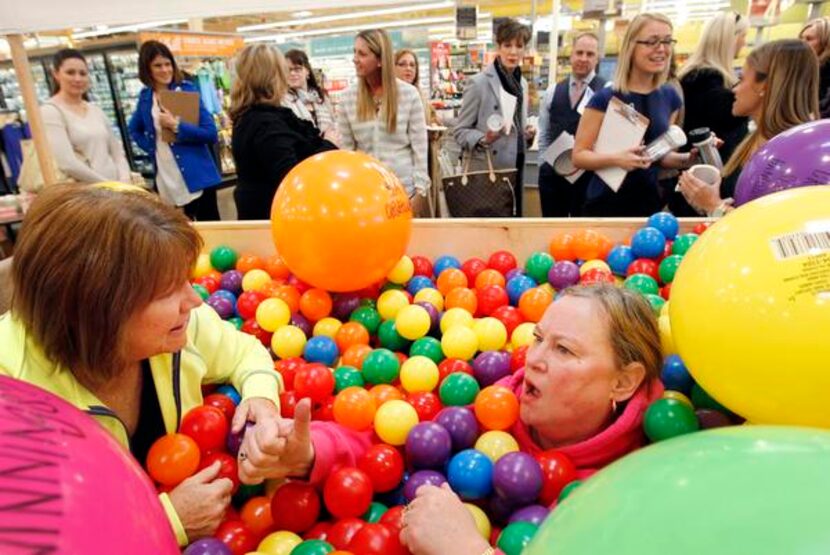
{"left": 537, "top": 32, "right": 606, "bottom": 217}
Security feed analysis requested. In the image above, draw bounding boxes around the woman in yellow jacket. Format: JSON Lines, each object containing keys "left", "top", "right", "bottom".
{"left": 0, "top": 184, "right": 282, "bottom": 547}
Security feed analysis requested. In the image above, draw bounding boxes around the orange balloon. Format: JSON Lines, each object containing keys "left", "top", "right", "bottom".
{"left": 240, "top": 496, "right": 274, "bottom": 537}
{"left": 571, "top": 229, "right": 610, "bottom": 261}
{"left": 146, "top": 433, "right": 200, "bottom": 487}
{"left": 333, "top": 387, "right": 377, "bottom": 431}
{"left": 370, "top": 384, "right": 404, "bottom": 406}
{"left": 271, "top": 284, "right": 301, "bottom": 313}
{"left": 518, "top": 287, "right": 554, "bottom": 323}
{"left": 335, "top": 322, "right": 371, "bottom": 352}
{"left": 236, "top": 254, "right": 266, "bottom": 274}
{"left": 548, "top": 233, "right": 575, "bottom": 262}
{"left": 271, "top": 151, "right": 412, "bottom": 292}
{"left": 342, "top": 344, "right": 373, "bottom": 369}
{"left": 264, "top": 254, "right": 292, "bottom": 280}
{"left": 445, "top": 287, "right": 478, "bottom": 314}
{"left": 300, "top": 288, "right": 333, "bottom": 322}
{"left": 474, "top": 269, "right": 506, "bottom": 291}
{"left": 436, "top": 268, "right": 468, "bottom": 296}
{"left": 474, "top": 385, "right": 520, "bottom": 431}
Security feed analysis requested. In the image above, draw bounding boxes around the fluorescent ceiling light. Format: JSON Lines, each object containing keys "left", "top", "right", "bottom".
{"left": 238, "top": 1, "right": 454, "bottom": 32}
{"left": 292, "top": 11, "right": 313, "bottom": 18}
{"left": 72, "top": 19, "right": 187, "bottom": 39}
{"left": 246, "top": 16, "right": 455, "bottom": 43}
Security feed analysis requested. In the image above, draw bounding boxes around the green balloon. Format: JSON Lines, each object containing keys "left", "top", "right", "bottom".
{"left": 497, "top": 522, "right": 539, "bottom": 555}
{"left": 525, "top": 427, "right": 830, "bottom": 555}
{"left": 644, "top": 294, "right": 666, "bottom": 316}
{"left": 350, "top": 306, "right": 382, "bottom": 335}
{"left": 334, "top": 366, "right": 364, "bottom": 392}
{"left": 691, "top": 383, "right": 731, "bottom": 414}
{"left": 378, "top": 320, "right": 412, "bottom": 351}
{"left": 361, "top": 348, "right": 400, "bottom": 384}
{"left": 558, "top": 479, "right": 582, "bottom": 503}
{"left": 643, "top": 398, "right": 699, "bottom": 442}
{"left": 672, "top": 233, "right": 699, "bottom": 256}
{"left": 362, "top": 501, "right": 388, "bottom": 523}
{"left": 192, "top": 283, "right": 210, "bottom": 300}
{"left": 291, "top": 539, "right": 334, "bottom": 555}
{"left": 209, "top": 245, "right": 237, "bottom": 272}
{"left": 525, "top": 252, "right": 555, "bottom": 285}
{"left": 658, "top": 254, "right": 684, "bottom": 284}
{"left": 623, "top": 273, "right": 659, "bottom": 296}
{"left": 410, "top": 337, "right": 445, "bottom": 364}
{"left": 227, "top": 316, "right": 244, "bottom": 330}
{"left": 439, "top": 372, "right": 480, "bottom": 406}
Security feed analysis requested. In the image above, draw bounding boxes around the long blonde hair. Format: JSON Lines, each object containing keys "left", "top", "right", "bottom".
{"left": 614, "top": 13, "right": 673, "bottom": 94}
{"left": 678, "top": 11, "right": 748, "bottom": 87}
{"left": 723, "top": 39, "right": 818, "bottom": 177}
{"left": 356, "top": 29, "right": 398, "bottom": 133}
{"left": 229, "top": 44, "right": 289, "bottom": 122}
{"left": 800, "top": 17, "right": 830, "bottom": 65}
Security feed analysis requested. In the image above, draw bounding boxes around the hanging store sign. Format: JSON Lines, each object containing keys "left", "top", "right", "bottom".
{"left": 456, "top": 5, "right": 478, "bottom": 40}
{"left": 137, "top": 31, "right": 244, "bottom": 58}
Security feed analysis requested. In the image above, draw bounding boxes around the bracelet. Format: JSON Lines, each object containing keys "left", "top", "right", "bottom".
{"left": 707, "top": 197, "right": 734, "bottom": 218}
{"left": 173, "top": 116, "right": 181, "bottom": 135}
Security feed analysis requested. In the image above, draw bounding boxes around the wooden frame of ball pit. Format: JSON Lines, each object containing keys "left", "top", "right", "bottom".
{"left": 193, "top": 218, "right": 707, "bottom": 261}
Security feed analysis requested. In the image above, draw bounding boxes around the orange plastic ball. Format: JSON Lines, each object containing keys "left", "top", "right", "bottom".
{"left": 572, "top": 229, "right": 610, "bottom": 261}
{"left": 333, "top": 387, "right": 377, "bottom": 431}
{"left": 146, "top": 433, "right": 200, "bottom": 487}
{"left": 300, "top": 288, "right": 333, "bottom": 322}
{"left": 548, "top": 233, "right": 576, "bottom": 261}
{"left": 474, "top": 269, "right": 506, "bottom": 291}
{"left": 236, "top": 254, "right": 266, "bottom": 274}
{"left": 335, "top": 322, "right": 371, "bottom": 352}
{"left": 518, "top": 287, "right": 554, "bottom": 323}
{"left": 370, "top": 384, "right": 404, "bottom": 406}
{"left": 271, "top": 151, "right": 412, "bottom": 292}
{"left": 436, "top": 268, "right": 469, "bottom": 296}
{"left": 271, "top": 284, "right": 301, "bottom": 313}
{"left": 264, "top": 254, "right": 292, "bottom": 280}
{"left": 259, "top": 279, "right": 287, "bottom": 298}
{"left": 474, "top": 385, "right": 520, "bottom": 431}
{"left": 240, "top": 496, "right": 274, "bottom": 538}
{"left": 342, "top": 344, "right": 373, "bottom": 369}
{"left": 445, "top": 287, "right": 478, "bottom": 314}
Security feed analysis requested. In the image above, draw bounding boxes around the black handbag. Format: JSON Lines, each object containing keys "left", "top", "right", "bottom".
{"left": 442, "top": 149, "right": 517, "bottom": 217}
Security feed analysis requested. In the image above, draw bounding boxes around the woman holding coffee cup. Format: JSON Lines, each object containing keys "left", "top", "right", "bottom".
{"left": 678, "top": 39, "right": 818, "bottom": 217}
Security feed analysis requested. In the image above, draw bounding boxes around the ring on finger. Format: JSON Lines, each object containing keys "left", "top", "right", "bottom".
{"left": 239, "top": 451, "right": 248, "bottom": 462}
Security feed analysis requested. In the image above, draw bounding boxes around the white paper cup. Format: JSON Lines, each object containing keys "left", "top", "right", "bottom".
{"left": 689, "top": 164, "right": 721, "bottom": 186}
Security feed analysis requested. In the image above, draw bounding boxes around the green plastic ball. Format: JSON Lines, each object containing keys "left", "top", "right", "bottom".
{"left": 410, "top": 337, "right": 445, "bottom": 364}
{"left": 290, "top": 539, "right": 334, "bottom": 555}
{"left": 672, "top": 233, "right": 699, "bottom": 256}
{"left": 227, "top": 316, "right": 244, "bottom": 330}
{"left": 350, "top": 306, "right": 382, "bottom": 335}
{"left": 439, "top": 372, "right": 480, "bottom": 406}
{"left": 192, "top": 283, "right": 209, "bottom": 300}
{"left": 209, "top": 245, "right": 237, "bottom": 272}
{"left": 623, "top": 273, "right": 659, "bottom": 296}
{"left": 644, "top": 294, "right": 666, "bottom": 316}
{"left": 361, "top": 348, "right": 401, "bottom": 385}
{"left": 359, "top": 298, "right": 377, "bottom": 309}
{"left": 524, "top": 252, "right": 555, "bottom": 285}
{"left": 658, "top": 254, "right": 684, "bottom": 284}
{"left": 643, "top": 398, "right": 700, "bottom": 442}
{"left": 558, "top": 479, "right": 582, "bottom": 503}
{"left": 497, "top": 521, "right": 539, "bottom": 555}
{"left": 380, "top": 282, "right": 405, "bottom": 292}
{"left": 378, "top": 320, "right": 412, "bottom": 351}
{"left": 334, "top": 366, "right": 364, "bottom": 392}
{"left": 362, "top": 501, "right": 388, "bottom": 523}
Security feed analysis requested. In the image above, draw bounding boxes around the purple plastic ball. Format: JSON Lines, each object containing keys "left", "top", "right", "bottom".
{"left": 219, "top": 270, "right": 244, "bottom": 295}
{"left": 435, "top": 407, "right": 480, "bottom": 452}
{"left": 548, "top": 261, "right": 580, "bottom": 290}
{"left": 492, "top": 452, "right": 544, "bottom": 505}
{"left": 473, "top": 351, "right": 512, "bottom": 387}
{"left": 206, "top": 295, "right": 234, "bottom": 320}
{"left": 183, "top": 538, "right": 232, "bottom": 555}
{"left": 406, "top": 422, "right": 453, "bottom": 469}
{"left": 488, "top": 494, "right": 518, "bottom": 524}
{"left": 695, "top": 408, "right": 733, "bottom": 429}
{"left": 416, "top": 301, "right": 441, "bottom": 333}
{"left": 226, "top": 422, "right": 253, "bottom": 456}
{"left": 404, "top": 470, "right": 447, "bottom": 502}
{"left": 291, "top": 313, "right": 313, "bottom": 337}
{"left": 504, "top": 268, "right": 525, "bottom": 282}
{"left": 332, "top": 293, "right": 361, "bottom": 322}
{"left": 508, "top": 504, "right": 550, "bottom": 526}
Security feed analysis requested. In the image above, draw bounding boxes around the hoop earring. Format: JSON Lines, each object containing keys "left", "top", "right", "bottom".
{"left": 611, "top": 398, "right": 618, "bottom": 414}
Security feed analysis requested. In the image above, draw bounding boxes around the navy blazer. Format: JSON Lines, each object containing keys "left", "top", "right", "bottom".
{"left": 128, "top": 80, "right": 221, "bottom": 192}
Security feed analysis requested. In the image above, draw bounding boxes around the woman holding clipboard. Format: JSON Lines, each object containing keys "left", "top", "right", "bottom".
{"left": 573, "top": 13, "right": 692, "bottom": 216}
{"left": 128, "top": 41, "right": 222, "bottom": 221}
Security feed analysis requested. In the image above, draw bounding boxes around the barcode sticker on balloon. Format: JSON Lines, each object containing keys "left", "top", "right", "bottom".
{"left": 770, "top": 231, "right": 830, "bottom": 259}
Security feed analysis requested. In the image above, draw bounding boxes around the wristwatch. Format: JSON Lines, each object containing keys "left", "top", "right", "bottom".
{"left": 707, "top": 198, "right": 734, "bottom": 218}
{"left": 172, "top": 116, "right": 181, "bottom": 135}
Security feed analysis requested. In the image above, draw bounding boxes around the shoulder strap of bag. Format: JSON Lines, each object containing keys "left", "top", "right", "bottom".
{"left": 460, "top": 147, "right": 497, "bottom": 186}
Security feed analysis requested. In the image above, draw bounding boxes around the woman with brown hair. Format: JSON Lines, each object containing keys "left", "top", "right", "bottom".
{"left": 394, "top": 49, "right": 439, "bottom": 126}
{"left": 230, "top": 44, "right": 336, "bottom": 220}
{"left": 0, "top": 184, "right": 282, "bottom": 546}
{"left": 284, "top": 49, "right": 339, "bottom": 144}
{"left": 799, "top": 17, "right": 830, "bottom": 117}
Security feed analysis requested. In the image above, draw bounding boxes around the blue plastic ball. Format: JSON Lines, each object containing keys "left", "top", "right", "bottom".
{"left": 447, "top": 449, "right": 494, "bottom": 500}
{"left": 630, "top": 227, "right": 667, "bottom": 259}
{"left": 606, "top": 245, "right": 636, "bottom": 276}
{"left": 213, "top": 289, "right": 237, "bottom": 306}
{"left": 661, "top": 354, "right": 695, "bottom": 395}
{"left": 216, "top": 385, "right": 241, "bottom": 405}
{"left": 647, "top": 212, "right": 680, "bottom": 240}
{"left": 407, "top": 275, "right": 435, "bottom": 295}
{"left": 433, "top": 255, "right": 462, "bottom": 277}
{"left": 303, "top": 335, "right": 340, "bottom": 366}
{"left": 506, "top": 275, "right": 537, "bottom": 305}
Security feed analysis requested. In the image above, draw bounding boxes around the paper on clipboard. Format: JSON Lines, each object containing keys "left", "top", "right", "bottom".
{"left": 594, "top": 97, "right": 650, "bottom": 192}
{"left": 542, "top": 132, "right": 584, "bottom": 184}
{"left": 499, "top": 88, "right": 517, "bottom": 134}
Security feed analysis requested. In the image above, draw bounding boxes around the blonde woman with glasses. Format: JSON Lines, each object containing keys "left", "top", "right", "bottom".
{"left": 799, "top": 17, "right": 830, "bottom": 117}
{"left": 573, "top": 13, "right": 692, "bottom": 216}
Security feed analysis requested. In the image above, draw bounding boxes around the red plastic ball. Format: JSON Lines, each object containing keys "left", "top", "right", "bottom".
{"left": 198, "top": 451, "right": 240, "bottom": 494}
{"left": 241, "top": 318, "right": 272, "bottom": 348}
{"left": 294, "top": 363, "right": 336, "bottom": 403}
{"left": 438, "top": 358, "right": 474, "bottom": 382}
{"left": 287, "top": 274, "right": 312, "bottom": 295}
{"left": 693, "top": 222, "right": 710, "bottom": 235}
{"left": 180, "top": 405, "right": 229, "bottom": 454}
{"left": 215, "top": 520, "right": 258, "bottom": 555}
{"left": 626, "top": 258, "right": 659, "bottom": 280}
{"left": 194, "top": 275, "right": 220, "bottom": 294}
{"left": 661, "top": 282, "right": 672, "bottom": 300}
{"left": 324, "top": 467, "right": 374, "bottom": 519}
{"left": 511, "top": 346, "right": 528, "bottom": 373}
{"left": 476, "top": 285, "right": 510, "bottom": 317}
{"left": 461, "top": 257, "right": 488, "bottom": 284}
{"left": 204, "top": 393, "right": 236, "bottom": 423}
{"left": 491, "top": 305, "right": 524, "bottom": 337}
{"left": 357, "top": 444, "right": 405, "bottom": 493}
{"left": 275, "top": 357, "right": 305, "bottom": 391}
{"left": 411, "top": 255, "right": 434, "bottom": 278}
{"left": 580, "top": 268, "right": 615, "bottom": 285}
{"left": 239, "top": 496, "right": 273, "bottom": 539}
{"left": 348, "top": 523, "right": 407, "bottom": 555}
{"left": 327, "top": 518, "right": 366, "bottom": 550}
{"left": 280, "top": 390, "right": 299, "bottom": 418}
{"left": 304, "top": 521, "right": 332, "bottom": 541}
{"left": 237, "top": 291, "right": 266, "bottom": 320}
{"left": 378, "top": 505, "right": 405, "bottom": 535}
{"left": 660, "top": 240, "right": 674, "bottom": 262}
{"left": 536, "top": 450, "right": 578, "bottom": 505}
{"left": 312, "top": 396, "right": 336, "bottom": 421}
{"left": 270, "top": 481, "right": 321, "bottom": 534}
{"left": 487, "top": 250, "right": 518, "bottom": 275}
{"left": 406, "top": 391, "right": 443, "bottom": 421}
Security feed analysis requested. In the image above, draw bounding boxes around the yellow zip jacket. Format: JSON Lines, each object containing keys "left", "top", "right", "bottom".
{"left": 0, "top": 303, "right": 282, "bottom": 546}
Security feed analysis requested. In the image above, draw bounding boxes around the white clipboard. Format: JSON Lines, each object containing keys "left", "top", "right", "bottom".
{"left": 594, "top": 97, "right": 650, "bottom": 192}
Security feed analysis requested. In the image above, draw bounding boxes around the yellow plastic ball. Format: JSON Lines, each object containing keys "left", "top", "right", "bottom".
{"left": 192, "top": 253, "right": 213, "bottom": 279}
{"left": 257, "top": 531, "right": 302, "bottom": 555}
{"left": 473, "top": 317, "right": 508, "bottom": 351}
{"left": 242, "top": 269, "right": 272, "bottom": 293}
{"left": 511, "top": 322, "right": 537, "bottom": 349}
{"left": 395, "top": 304, "right": 432, "bottom": 340}
{"left": 579, "top": 259, "right": 611, "bottom": 276}
{"left": 414, "top": 287, "right": 444, "bottom": 311}
{"left": 374, "top": 399, "right": 419, "bottom": 445}
{"left": 662, "top": 390, "right": 693, "bottom": 407}
{"left": 313, "top": 317, "right": 342, "bottom": 338}
{"left": 441, "top": 325, "right": 479, "bottom": 360}
{"left": 475, "top": 430, "right": 520, "bottom": 462}
{"left": 387, "top": 255, "right": 415, "bottom": 284}
{"left": 256, "top": 298, "right": 291, "bottom": 332}
{"left": 658, "top": 313, "right": 675, "bottom": 355}
{"left": 440, "top": 307, "right": 474, "bottom": 334}
{"left": 465, "top": 503, "right": 492, "bottom": 540}
{"left": 272, "top": 325, "right": 307, "bottom": 359}
{"left": 377, "top": 289, "right": 410, "bottom": 321}
{"left": 538, "top": 283, "right": 556, "bottom": 296}
{"left": 399, "top": 355, "right": 440, "bottom": 393}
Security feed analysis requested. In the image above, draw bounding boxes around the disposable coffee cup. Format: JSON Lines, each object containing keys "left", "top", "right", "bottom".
{"left": 487, "top": 113, "right": 505, "bottom": 133}
{"left": 689, "top": 164, "right": 721, "bottom": 185}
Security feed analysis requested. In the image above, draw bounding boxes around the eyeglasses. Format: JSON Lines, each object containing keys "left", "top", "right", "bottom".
{"left": 287, "top": 66, "right": 305, "bottom": 74}
{"left": 635, "top": 38, "right": 677, "bottom": 49}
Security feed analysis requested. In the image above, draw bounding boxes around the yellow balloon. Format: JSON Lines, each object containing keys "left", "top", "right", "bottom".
{"left": 658, "top": 314, "right": 675, "bottom": 356}
{"left": 377, "top": 289, "right": 410, "bottom": 321}
{"left": 192, "top": 253, "right": 213, "bottom": 279}
{"left": 395, "top": 304, "right": 432, "bottom": 340}
{"left": 440, "top": 307, "right": 474, "bottom": 333}
{"left": 475, "top": 430, "right": 520, "bottom": 462}
{"left": 374, "top": 400, "right": 419, "bottom": 445}
{"left": 579, "top": 259, "right": 611, "bottom": 276}
{"left": 400, "top": 355, "right": 440, "bottom": 393}
{"left": 387, "top": 255, "right": 415, "bottom": 284}
{"left": 670, "top": 187, "right": 830, "bottom": 428}
{"left": 272, "top": 325, "right": 307, "bottom": 359}
{"left": 465, "top": 503, "right": 492, "bottom": 539}
{"left": 313, "top": 317, "right": 342, "bottom": 338}
{"left": 256, "top": 298, "right": 291, "bottom": 332}
{"left": 473, "top": 317, "right": 508, "bottom": 351}
{"left": 242, "top": 269, "right": 272, "bottom": 292}
{"left": 414, "top": 287, "right": 445, "bottom": 311}
{"left": 511, "top": 322, "right": 537, "bottom": 349}
{"left": 441, "top": 325, "right": 479, "bottom": 360}
{"left": 662, "top": 390, "right": 693, "bottom": 407}
{"left": 257, "top": 531, "right": 302, "bottom": 555}
{"left": 94, "top": 181, "right": 145, "bottom": 193}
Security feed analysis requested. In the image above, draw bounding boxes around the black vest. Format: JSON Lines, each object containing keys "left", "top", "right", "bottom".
{"left": 547, "top": 74, "right": 607, "bottom": 143}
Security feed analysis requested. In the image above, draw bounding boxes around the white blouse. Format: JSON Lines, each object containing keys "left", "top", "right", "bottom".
{"left": 151, "top": 94, "right": 201, "bottom": 207}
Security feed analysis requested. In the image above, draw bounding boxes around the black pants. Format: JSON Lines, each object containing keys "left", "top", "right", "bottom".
{"left": 183, "top": 187, "right": 220, "bottom": 221}
{"left": 538, "top": 163, "right": 588, "bottom": 217}
{"left": 514, "top": 153, "right": 525, "bottom": 218}
{"left": 582, "top": 180, "right": 663, "bottom": 217}
{"left": 234, "top": 186, "right": 275, "bottom": 220}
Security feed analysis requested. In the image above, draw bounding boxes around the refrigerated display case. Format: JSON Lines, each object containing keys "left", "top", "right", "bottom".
{"left": 0, "top": 60, "right": 51, "bottom": 117}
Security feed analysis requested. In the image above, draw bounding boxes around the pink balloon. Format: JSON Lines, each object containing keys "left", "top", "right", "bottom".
{"left": 0, "top": 376, "right": 179, "bottom": 554}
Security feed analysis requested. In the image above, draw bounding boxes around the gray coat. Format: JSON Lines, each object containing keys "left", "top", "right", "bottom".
{"left": 453, "top": 62, "right": 529, "bottom": 171}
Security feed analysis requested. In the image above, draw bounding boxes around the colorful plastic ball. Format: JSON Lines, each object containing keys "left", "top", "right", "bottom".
{"left": 605, "top": 245, "right": 634, "bottom": 276}
{"left": 358, "top": 444, "right": 405, "bottom": 493}
{"left": 433, "top": 255, "right": 462, "bottom": 276}
{"left": 440, "top": 308, "right": 475, "bottom": 333}
{"left": 334, "top": 322, "right": 369, "bottom": 353}
{"left": 671, "top": 233, "right": 699, "bottom": 256}
{"left": 438, "top": 358, "right": 474, "bottom": 382}
{"left": 573, "top": 229, "right": 611, "bottom": 261}
{"left": 695, "top": 408, "right": 733, "bottom": 429}
{"left": 623, "top": 273, "right": 659, "bottom": 296}
{"left": 374, "top": 400, "right": 419, "bottom": 445}
{"left": 440, "top": 372, "right": 481, "bottom": 406}
{"left": 497, "top": 522, "right": 538, "bottom": 555}
{"left": 207, "top": 295, "right": 235, "bottom": 320}
{"left": 386, "top": 255, "right": 414, "bottom": 285}
{"left": 406, "top": 276, "right": 434, "bottom": 296}
{"left": 557, "top": 478, "right": 582, "bottom": 502}
{"left": 447, "top": 449, "right": 494, "bottom": 500}
{"left": 369, "top": 384, "right": 404, "bottom": 407}
{"left": 147, "top": 433, "right": 200, "bottom": 487}
{"left": 323, "top": 467, "right": 374, "bottom": 520}
{"left": 376, "top": 290, "right": 410, "bottom": 321}
{"left": 403, "top": 469, "right": 447, "bottom": 502}
{"left": 216, "top": 384, "right": 241, "bottom": 405}
{"left": 394, "top": 304, "right": 431, "bottom": 340}
{"left": 441, "top": 326, "right": 479, "bottom": 361}
{"left": 475, "top": 430, "right": 520, "bottom": 462}
{"left": 406, "top": 421, "right": 453, "bottom": 469}
{"left": 362, "top": 501, "right": 388, "bottom": 524}
{"left": 444, "top": 287, "right": 478, "bottom": 314}
{"left": 255, "top": 298, "right": 290, "bottom": 332}
{"left": 193, "top": 252, "right": 214, "bottom": 279}
{"left": 376, "top": 320, "right": 410, "bottom": 352}
{"left": 406, "top": 391, "right": 443, "bottom": 421}
{"left": 183, "top": 538, "right": 232, "bottom": 555}
{"left": 312, "top": 317, "right": 342, "bottom": 339}
{"left": 436, "top": 406, "right": 480, "bottom": 451}
{"left": 192, "top": 283, "right": 210, "bottom": 301}
{"left": 219, "top": 270, "right": 244, "bottom": 295}
{"left": 300, "top": 336, "right": 338, "bottom": 367}
{"left": 523, "top": 252, "right": 554, "bottom": 285}
{"left": 410, "top": 337, "right": 445, "bottom": 364}
{"left": 476, "top": 285, "right": 510, "bottom": 317}
{"left": 630, "top": 227, "right": 667, "bottom": 259}
{"left": 294, "top": 363, "right": 336, "bottom": 403}
{"left": 536, "top": 450, "right": 578, "bottom": 505}
{"left": 580, "top": 268, "right": 616, "bottom": 285}
{"left": 548, "top": 233, "right": 575, "bottom": 261}
{"left": 241, "top": 269, "right": 271, "bottom": 293}
{"left": 289, "top": 313, "right": 312, "bottom": 338}
{"left": 399, "top": 355, "right": 440, "bottom": 393}
{"left": 268, "top": 482, "right": 321, "bottom": 535}
{"left": 658, "top": 254, "right": 683, "bottom": 284}
{"left": 644, "top": 293, "right": 666, "bottom": 315}
{"left": 473, "top": 317, "right": 508, "bottom": 351}
{"left": 474, "top": 385, "right": 519, "bottom": 431}
{"left": 349, "top": 306, "right": 381, "bottom": 335}
{"left": 647, "top": 212, "right": 680, "bottom": 240}
{"left": 472, "top": 351, "right": 511, "bottom": 387}
{"left": 466, "top": 503, "right": 492, "bottom": 540}
{"left": 644, "top": 398, "right": 700, "bottom": 442}
{"left": 511, "top": 322, "right": 536, "bottom": 349}
{"left": 413, "top": 287, "right": 444, "bottom": 311}
{"left": 298, "top": 289, "right": 332, "bottom": 323}
{"left": 415, "top": 301, "right": 440, "bottom": 333}
{"left": 545, "top": 260, "right": 578, "bottom": 290}
{"left": 493, "top": 452, "right": 544, "bottom": 505}
{"left": 690, "top": 383, "right": 731, "bottom": 414}
{"left": 488, "top": 250, "right": 518, "bottom": 275}
{"left": 408, "top": 255, "right": 432, "bottom": 277}
{"left": 474, "top": 269, "right": 506, "bottom": 291}
{"left": 258, "top": 531, "right": 302, "bottom": 555}
{"left": 210, "top": 245, "right": 238, "bottom": 272}
{"left": 490, "top": 305, "right": 523, "bottom": 338}
{"left": 518, "top": 287, "right": 553, "bottom": 323}
{"left": 461, "top": 257, "right": 488, "bottom": 284}
{"left": 505, "top": 274, "right": 537, "bottom": 305}
{"left": 661, "top": 354, "right": 693, "bottom": 394}
{"left": 180, "top": 405, "right": 229, "bottom": 455}
{"left": 362, "top": 348, "right": 401, "bottom": 385}
{"left": 290, "top": 539, "right": 334, "bottom": 555}
{"left": 663, "top": 390, "right": 694, "bottom": 407}
{"left": 227, "top": 316, "right": 243, "bottom": 330}
{"left": 333, "top": 366, "right": 364, "bottom": 392}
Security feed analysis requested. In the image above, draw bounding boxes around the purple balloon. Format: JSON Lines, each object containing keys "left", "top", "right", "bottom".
{"left": 406, "top": 422, "right": 453, "bottom": 469}
{"left": 735, "top": 120, "right": 830, "bottom": 206}
{"left": 219, "top": 270, "right": 244, "bottom": 295}
{"left": 493, "top": 452, "right": 544, "bottom": 505}
{"left": 548, "top": 261, "right": 580, "bottom": 290}
{"left": 291, "top": 312, "right": 313, "bottom": 337}
{"left": 415, "top": 301, "right": 441, "bottom": 334}
{"left": 206, "top": 295, "right": 234, "bottom": 320}
{"left": 695, "top": 409, "right": 733, "bottom": 430}
{"left": 473, "top": 351, "right": 511, "bottom": 387}
{"left": 332, "top": 293, "right": 361, "bottom": 321}
{"left": 183, "top": 538, "right": 232, "bottom": 555}
{"left": 508, "top": 504, "right": 550, "bottom": 526}
{"left": 404, "top": 470, "right": 447, "bottom": 502}
{"left": 435, "top": 407, "right": 480, "bottom": 452}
